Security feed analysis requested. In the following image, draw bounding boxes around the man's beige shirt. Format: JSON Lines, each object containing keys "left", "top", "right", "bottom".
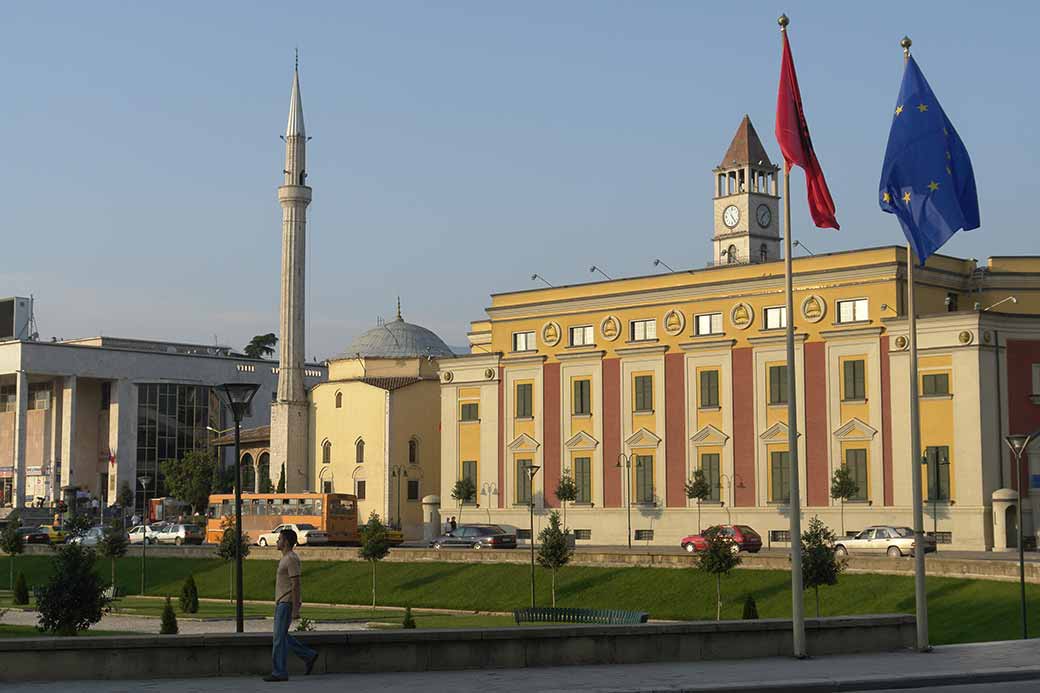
{"left": 275, "top": 551, "right": 302, "bottom": 604}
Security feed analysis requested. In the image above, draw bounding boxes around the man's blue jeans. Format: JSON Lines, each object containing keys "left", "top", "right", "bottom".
{"left": 272, "top": 601, "right": 316, "bottom": 679}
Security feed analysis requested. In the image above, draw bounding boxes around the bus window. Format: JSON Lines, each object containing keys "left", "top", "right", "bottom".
{"left": 329, "top": 498, "right": 355, "bottom": 516}
{"left": 314, "top": 500, "right": 322, "bottom": 515}
{"left": 302, "top": 499, "right": 315, "bottom": 515}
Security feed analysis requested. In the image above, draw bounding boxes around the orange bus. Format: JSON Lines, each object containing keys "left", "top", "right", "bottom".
{"left": 205, "top": 492, "right": 360, "bottom": 545}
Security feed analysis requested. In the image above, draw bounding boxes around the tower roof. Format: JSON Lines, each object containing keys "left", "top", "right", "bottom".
{"left": 286, "top": 68, "right": 305, "bottom": 138}
{"left": 719, "top": 115, "right": 772, "bottom": 168}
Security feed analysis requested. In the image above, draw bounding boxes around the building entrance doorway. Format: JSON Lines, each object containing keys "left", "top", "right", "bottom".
{"left": 1006, "top": 505, "right": 1018, "bottom": 549}
{"left": 0, "top": 478, "right": 12, "bottom": 506}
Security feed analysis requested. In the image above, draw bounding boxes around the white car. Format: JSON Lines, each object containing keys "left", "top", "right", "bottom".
{"left": 834, "top": 525, "right": 937, "bottom": 558}
{"left": 256, "top": 523, "right": 329, "bottom": 547}
{"left": 127, "top": 524, "right": 162, "bottom": 545}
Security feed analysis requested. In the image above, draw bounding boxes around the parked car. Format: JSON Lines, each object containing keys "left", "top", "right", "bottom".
{"left": 430, "top": 524, "right": 518, "bottom": 550}
{"left": 256, "top": 523, "right": 329, "bottom": 547}
{"left": 154, "top": 523, "right": 205, "bottom": 546}
{"left": 680, "top": 525, "right": 762, "bottom": 554}
{"left": 127, "top": 525, "right": 155, "bottom": 545}
{"left": 834, "top": 526, "right": 936, "bottom": 558}
{"left": 69, "top": 526, "right": 105, "bottom": 547}
{"left": 16, "top": 526, "right": 51, "bottom": 545}
{"left": 38, "top": 525, "right": 69, "bottom": 544}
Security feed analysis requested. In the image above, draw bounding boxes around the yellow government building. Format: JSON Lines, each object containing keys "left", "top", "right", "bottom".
{"left": 436, "top": 117, "right": 1040, "bottom": 551}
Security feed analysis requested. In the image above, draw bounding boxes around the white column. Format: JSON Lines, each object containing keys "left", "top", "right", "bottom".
{"left": 49, "top": 378, "right": 62, "bottom": 502}
{"left": 109, "top": 379, "right": 138, "bottom": 506}
{"left": 60, "top": 375, "right": 78, "bottom": 494}
{"left": 12, "top": 371, "right": 28, "bottom": 509}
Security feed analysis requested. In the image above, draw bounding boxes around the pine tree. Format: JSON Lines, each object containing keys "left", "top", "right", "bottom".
{"left": 537, "top": 511, "right": 573, "bottom": 607}
{"left": 160, "top": 596, "right": 179, "bottom": 634}
{"left": 402, "top": 606, "right": 416, "bottom": 629}
{"left": 13, "top": 572, "right": 29, "bottom": 605}
{"left": 98, "top": 519, "right": 129, "bottom": 597}
{"left": 801, "top": 516, "right": 847, "bottom": 617}
{"left": 180, "top": 575, "right": 199, "bottom": 614}
{"left": 276, "top": 465, "right": 286, "bottom": 493}
{"left": 741, "top": 594, "right": 759, "bottom": 620}
{"left": 1, "top": 513, "right": 25, "bottom": 591}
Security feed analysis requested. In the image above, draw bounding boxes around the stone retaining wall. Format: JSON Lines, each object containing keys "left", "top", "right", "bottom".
{"left": 0, "top": 615, "right": 915, "bottom": 682}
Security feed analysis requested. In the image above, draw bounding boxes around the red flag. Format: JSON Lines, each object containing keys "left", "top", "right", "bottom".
{"left": 775, "top": 32, "right": 839, "bottom": 230}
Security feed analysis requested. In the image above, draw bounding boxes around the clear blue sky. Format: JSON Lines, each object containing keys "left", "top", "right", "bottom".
{"left": 2, "top": 2, "right": 1035, "bottom": 359}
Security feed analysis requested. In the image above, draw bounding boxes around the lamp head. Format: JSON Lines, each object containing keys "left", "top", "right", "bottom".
{"left": 218, "top": 382, "right": 261, "bottom": 422}
{"left": 1006, "top": 434, "right": 1031, "bottom": 456}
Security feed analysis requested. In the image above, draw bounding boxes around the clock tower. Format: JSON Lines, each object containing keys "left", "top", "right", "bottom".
{"left": 712, "top": 115, "right": 781, "bottom": 265}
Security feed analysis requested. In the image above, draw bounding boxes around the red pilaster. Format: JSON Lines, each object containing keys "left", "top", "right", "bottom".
{"left": 542, "top": 362, "right": 561, "bottom": 508}
{"left": 1007, "top": 339, "right": 1040, "bottom": 497}
{"left": 731, "top": 347, "right": 756, "bottom": 506}
{"left": 880, "top": 336, "right": 894, "bottom": 506}
{"left": 602, "top": 358, "right": 622, "bottom": 508}
{"left": 665, "top": 353, "right": 687, "bottom": 507}
{"left": 497, "top": 366, "right": 505, "bottom": 508}
{"left": 804, "top": 341, "right": 829, "bottom": 506}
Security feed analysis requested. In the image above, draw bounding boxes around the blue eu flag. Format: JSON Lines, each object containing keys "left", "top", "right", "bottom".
{"left": 879, "top": 57, "right": 979, "bottom": 263}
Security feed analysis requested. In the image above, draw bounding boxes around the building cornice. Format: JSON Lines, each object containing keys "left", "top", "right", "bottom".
{"left": 818, "top": 326, "right": 885, "bottom": 340}
{"left": 678, "top": 338, "right": 737, "bottom": 352}
{"left": 747, "top": 333, "right": 808, "bottom": 347}
{"left": 500, "top": 354, "right": 548, "bottom": 366}
{"left": 555, "top": 349, "right": 606, "bottom": 362}
{"left": 615, "top": 344, "right": 670, "bottom": 357}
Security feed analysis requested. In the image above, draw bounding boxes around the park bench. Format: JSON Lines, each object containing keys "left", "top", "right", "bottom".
{"left": 513, "top": 607, "right": 649, "bottom": 625}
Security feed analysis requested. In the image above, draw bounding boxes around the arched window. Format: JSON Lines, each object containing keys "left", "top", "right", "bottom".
{"left": 408, "top": 439, "right": 418, "bottom": 464}
{"left": 356, "top": 439, "right": 365, "bottom": 464}
{"left": 257, "top": 452, "right": 271, "bottom": 492}
{"left": 335, "top": 392, "right": 342, "bottom": 409}
{"left": 322, "top": 440, "right": 332, "bottom": 465}
{"left": 727, "top": 244, "right": 737, "bottom": 264}
{"left": 760, "top": 244, "right": 768, "bottom": 262}
{"left": 240, "top": 453, "right": 255, "bottom": 493}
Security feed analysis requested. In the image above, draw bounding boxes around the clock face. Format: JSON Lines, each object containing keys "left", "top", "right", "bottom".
{"left": 723, "top": 205, "right": 740, "bottom": 229}
{"left": 756, "top": 204, "right": 772, "bottom": 228}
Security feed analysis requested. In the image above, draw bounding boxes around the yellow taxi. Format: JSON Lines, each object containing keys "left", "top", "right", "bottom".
{"left": 38, "top": 525, "right": 69, "bottom": 544}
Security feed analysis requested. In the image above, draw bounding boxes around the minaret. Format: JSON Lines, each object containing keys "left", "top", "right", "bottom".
{"left": 270, "top": 60, "right": 312, "bottom": 492}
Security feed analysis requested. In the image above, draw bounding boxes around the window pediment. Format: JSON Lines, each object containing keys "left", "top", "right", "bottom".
{"left": 507, "top": 433, "right": 541, "bottom": 453}
{"left": 759, "top": 421, "right": 791, "bottom": 441}
{"left": 690, "top": 424, "right": 730, "bottom": 446}
{"left": 833, "top": 417, "right": 878, "bottom": 441}
{"left": 564, "top": 431, "right": 599, "bottom": 450}
{"left": 625, "top": 427, "right": 662, "bottom": 449}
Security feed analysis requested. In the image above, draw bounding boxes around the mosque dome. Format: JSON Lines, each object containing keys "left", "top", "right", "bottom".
{"left": 341, "top": 303, "right": 454, "bottom": 359}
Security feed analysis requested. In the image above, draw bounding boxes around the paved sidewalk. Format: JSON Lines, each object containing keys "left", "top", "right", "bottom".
{"left": 0, "top": 608, "right": 367, "bottom": 635}
{"left": 5, "top": 638, "right": 1039, "bottom": 692}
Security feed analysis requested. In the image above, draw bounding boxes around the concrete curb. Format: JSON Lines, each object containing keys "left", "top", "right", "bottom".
{"left": 664, "top": 666, "right": 1040, "bottom": 692}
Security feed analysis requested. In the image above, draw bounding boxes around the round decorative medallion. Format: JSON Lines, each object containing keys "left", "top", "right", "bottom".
{"left": 600, "top": 315, "right": 621, "bottom": 342}
{"left": 541, "top": 321, "right": 561, "bottom": 347}
{"left": 894, "top": 335, "right": 909, "bottom": 350}
{"left": 800, "top": 295, "right": 826, "bottom": 323}
{"left": 484, "top": 368, "right": 496, "bottom": 380}
{"left": 958, "top": 330, "right": 973, "bottom": 345}
{"left": 729, "top": 302, "right": 754, "bottom": 330}
{"left": 663, "top": 309, "right": 686, "bottom": 336}
{"left": 442, "top": 371, "right": 454, "bottom": 383}
{"left": 983, "top": 331, "right": 993, "bottom": 344}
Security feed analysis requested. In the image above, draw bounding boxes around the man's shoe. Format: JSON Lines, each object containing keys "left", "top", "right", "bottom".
{"left": 262, "top": 675, "right": 288, "bottom": 682}
{"left": 305, "top": 652, "right": 318, "bottom": 675}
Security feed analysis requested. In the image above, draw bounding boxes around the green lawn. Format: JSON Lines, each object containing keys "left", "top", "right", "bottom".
{"left": 0, "top": 625, "right": 131, "bottom": 638}
{"left": 2, "top": 554, "right": 1038, "bottom": 644}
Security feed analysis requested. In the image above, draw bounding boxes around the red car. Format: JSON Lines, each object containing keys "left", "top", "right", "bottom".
{"left": 680, "top": 525, "right": 762, "bottom": 554}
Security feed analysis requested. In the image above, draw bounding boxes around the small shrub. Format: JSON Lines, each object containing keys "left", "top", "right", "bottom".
{"left": 180, "top": 575, "right": 199, "bottom": 614}
{"left": 295, "top": 617, "right": 315, "bottom": 632}
{"left": 402, "top": 606, "right": 416, "bottom": 629}
{"left": 741, "top": 594, "right": 759, "bottom": 620}
{"left": 160, "top": 596, "right": 179, "bottom": 635}
{"left": 13, "top": 572, "right": 29, "bottom": 605}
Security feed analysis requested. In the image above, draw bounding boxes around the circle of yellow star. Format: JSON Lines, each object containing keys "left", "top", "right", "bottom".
{"left": 917, "top": 103, "right": 929, "bottom": 112}
{"left": 882, "top": 192, "right": 891, "bottom": 203}
{"left": 895, "top": 105, "right": 904, "bottom": 116}
{"left": 928, "top": 181, "right": 940, "bottom": 192}
{"left": 946, "top": 166, "right": 952, "bottom": 175}
{"left": 903, "top": 191, "right": 912, "bottom": 203}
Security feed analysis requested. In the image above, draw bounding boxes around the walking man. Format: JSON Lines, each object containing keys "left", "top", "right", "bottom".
{"left": 264, "top": 528, "right": 318, "bottom": 682}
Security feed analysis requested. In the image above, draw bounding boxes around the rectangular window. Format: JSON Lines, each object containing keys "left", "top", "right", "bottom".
{"left": 701, "top": 453, "right": 721, "bottom": 502}
{"left": 27, "top": 384, "right": 51, "bottom": 411}
{"left": 843, "top": 360, "right": 866, "bottom": 401}
{"left": 699, "top": 370, "right": 720, "bottom": 408}
{"left": 460, "top": 402, "right": 479, "bottom": 421}
{"left": 837, "top": 298, "right": 869, "bottom": 323}
{"left": 764, "top": 306, "right": 787, "bottom": 330}
{"left": 634, "top": 455, "right": 654, "bottom": 503}
{"left": 355, "top": 480, "right": 367, "bottom": 500}
{"left": 844, "top": 449, "right": 868, "bottom": 501}
{"left": 768, "top": 365, "right": 788, "bottom": 405}
{"left": 0, "top": 386, "right": 14, "bottom": 413}
{"left": 573, "top": 529, "right": 592, "bottom": 540}
{"left": 100, "top": 382, "right": 111, "bottom": 410}
{"left": 573, "top": 379, "right": 591, "bottom": 415}
{"left": 516, "top": 459, "right": 532, "bottom": 504}
{"left": 322, "top": 481, "right": 333, "bottom": 494}
{"left": 630, "top": 319, "right": 657, "bottom": 342}
{"left": 461, "top": 460, "right": 477, "bottom": 485}
{"left": 946, "top": 292, "right": 959, "bottom": 312}
{"left": 695, "top": 313, "right": 723, "bottom": 336}
{"left": 922, "top": 373, "right": 950, "bottom": 396}
{"left": 407, "top": 480, "right": 420, "bottom": 501}
{"left": 574, "top": 457, "right": 591, "bottom": 503}
{"left": 512, "top": 331, "right": 536, "bottom": 352}
{"left": 770, "top": 451, "right": 791, "bottom": 502}
{"left": 925, "top": 446, "right": 951, "bottom": 501}
{"left": 515, "top": 383, "right": 533, "bottom": 418}
{"left": 634, "top": 375, "right": 653, "bottom": 412}
{"left": 569, "top": 325, "right": 594, "bottom": 347}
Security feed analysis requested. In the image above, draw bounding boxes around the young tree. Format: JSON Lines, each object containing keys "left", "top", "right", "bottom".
{"left": 402, "top": 606, "right": 416, "bottom": 629}
{"left": 830, "top": 466, "right": 860, "bottom": 538}
{"left": 359, "top": 512, "right": 391, "bottom": 608}
{"left": 98, "top": 519, "right": 129, "bottom": 597}
{"left": 116, "top": 482, "right": 135, "bottom": 514}
{"left": 276, "top": 464, "right": 286, "bottom": 493}
{"left": 243, "top": 333, "right": 278, "bottom": 359}
{"left": 65, "top": 514, "right": 92, "bottom": 536}
{"left": 36, "top": 544, "right": 111, "bottom": 636}
{"left": 13, "top": 572, "right": 29, "bottom": 605}
{"left": 180, "top": 574, "right": 199, "bottom": 614}
{"left": 684, "top": 469, "right": 712, "bottom": 533}
{"left": 161, "top": 450, "right": 215, "bottom": 515}
{"left": 801, "top": 516, "right": 847, "bottom": 617}
{"left": 0, "top": 513, "right": 24, "bottom": 590}
{"left": 537, "top": 510, "right": 573, "bottom": 607}
{"left": 555, "top": 472, "right": 578, "bottom": 529}
{"left": 741, "top": 594, "right": 759, "bottom": 620}
{"left": 450, "top": 478, "right": 476, "bottom": 525}
{"left": 215, "top": 515, "right": 250, "bottom": 602}
{"left": 160, "top": 596, "right": 179, "bottom": 635}
{"left": 696, "top": 526, "right": 742, "bottom": 621}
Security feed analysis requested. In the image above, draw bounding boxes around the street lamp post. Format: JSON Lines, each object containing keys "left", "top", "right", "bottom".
{"left": 1005, "top": 431, "right": 1038, "bottom": 640}
{"left": 480, "top": 482, "right": 497, "bottom": 523}
{"left": 616, "top": 453, "right": 644, "bottom": 549}
{"left": 526, "top": 464, "right": 541, "bottom": 608}
{"left": 137, "top": 475, "right": 151, "bottom": 595}
{"left": 217, "top": 382, "right": 260, "bottom": 634}
{"left": 390, "top": 466, "right": 408, "bottom": 530}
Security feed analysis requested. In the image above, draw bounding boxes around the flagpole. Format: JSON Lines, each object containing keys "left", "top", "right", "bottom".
{"left": 778, "top": 13, "right": 806, "bottom": 660}
{"left": 901, "top": 35, "right": 930, "bottom": 653}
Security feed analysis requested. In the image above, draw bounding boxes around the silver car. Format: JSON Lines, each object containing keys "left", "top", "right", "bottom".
{"left": 69, "top": 526, "right": 105, "bottom": 547}
{"left": 834, "top": 525, "right": 936, "bottom": 558}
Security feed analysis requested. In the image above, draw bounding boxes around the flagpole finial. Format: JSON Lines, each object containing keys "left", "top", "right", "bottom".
{"left": 901, "top": 36, "right": 912, "bottom": 58}
{"left": 778, "top": 14, "right": 789, "bottom": 30}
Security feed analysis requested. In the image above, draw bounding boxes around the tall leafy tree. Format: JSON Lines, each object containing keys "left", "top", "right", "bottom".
{"left": 98, "top": 519, "right": 129, "bottom": 597}
{"left": 0, "top": 513, "right": 24, "bottom": 590}
{"left": 801, "top": 516, "right": 846, "bottom": 617}
{"left": 161, "top": 450, "right": 215, "bottom": 515}
{"left": 359, "top": 512, "right": 391, "bottom": 608}
{"left": 243, "top": 333, "right": 278, "bottom": 359}
{"left": 684, "top": 469, "right": 712, "bottom": 533}
{"left": 696, "top": 526, "right": 742, "bottom": 621}
{"left": 537, "top": 510, "right": 573, "bottom": 607}
{"left": 555, "top": 472, "right": 578, "bottom": 529}
{"left": 830, "top": 466, "right": 860, "bottom": 538}
{"left": 450, "top": 478, "right": 476, "bottom": 525}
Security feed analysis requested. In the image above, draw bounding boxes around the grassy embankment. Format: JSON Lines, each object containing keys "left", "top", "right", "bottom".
{"left": 1, "top": 554, "right": 1038, "bottom": 644}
